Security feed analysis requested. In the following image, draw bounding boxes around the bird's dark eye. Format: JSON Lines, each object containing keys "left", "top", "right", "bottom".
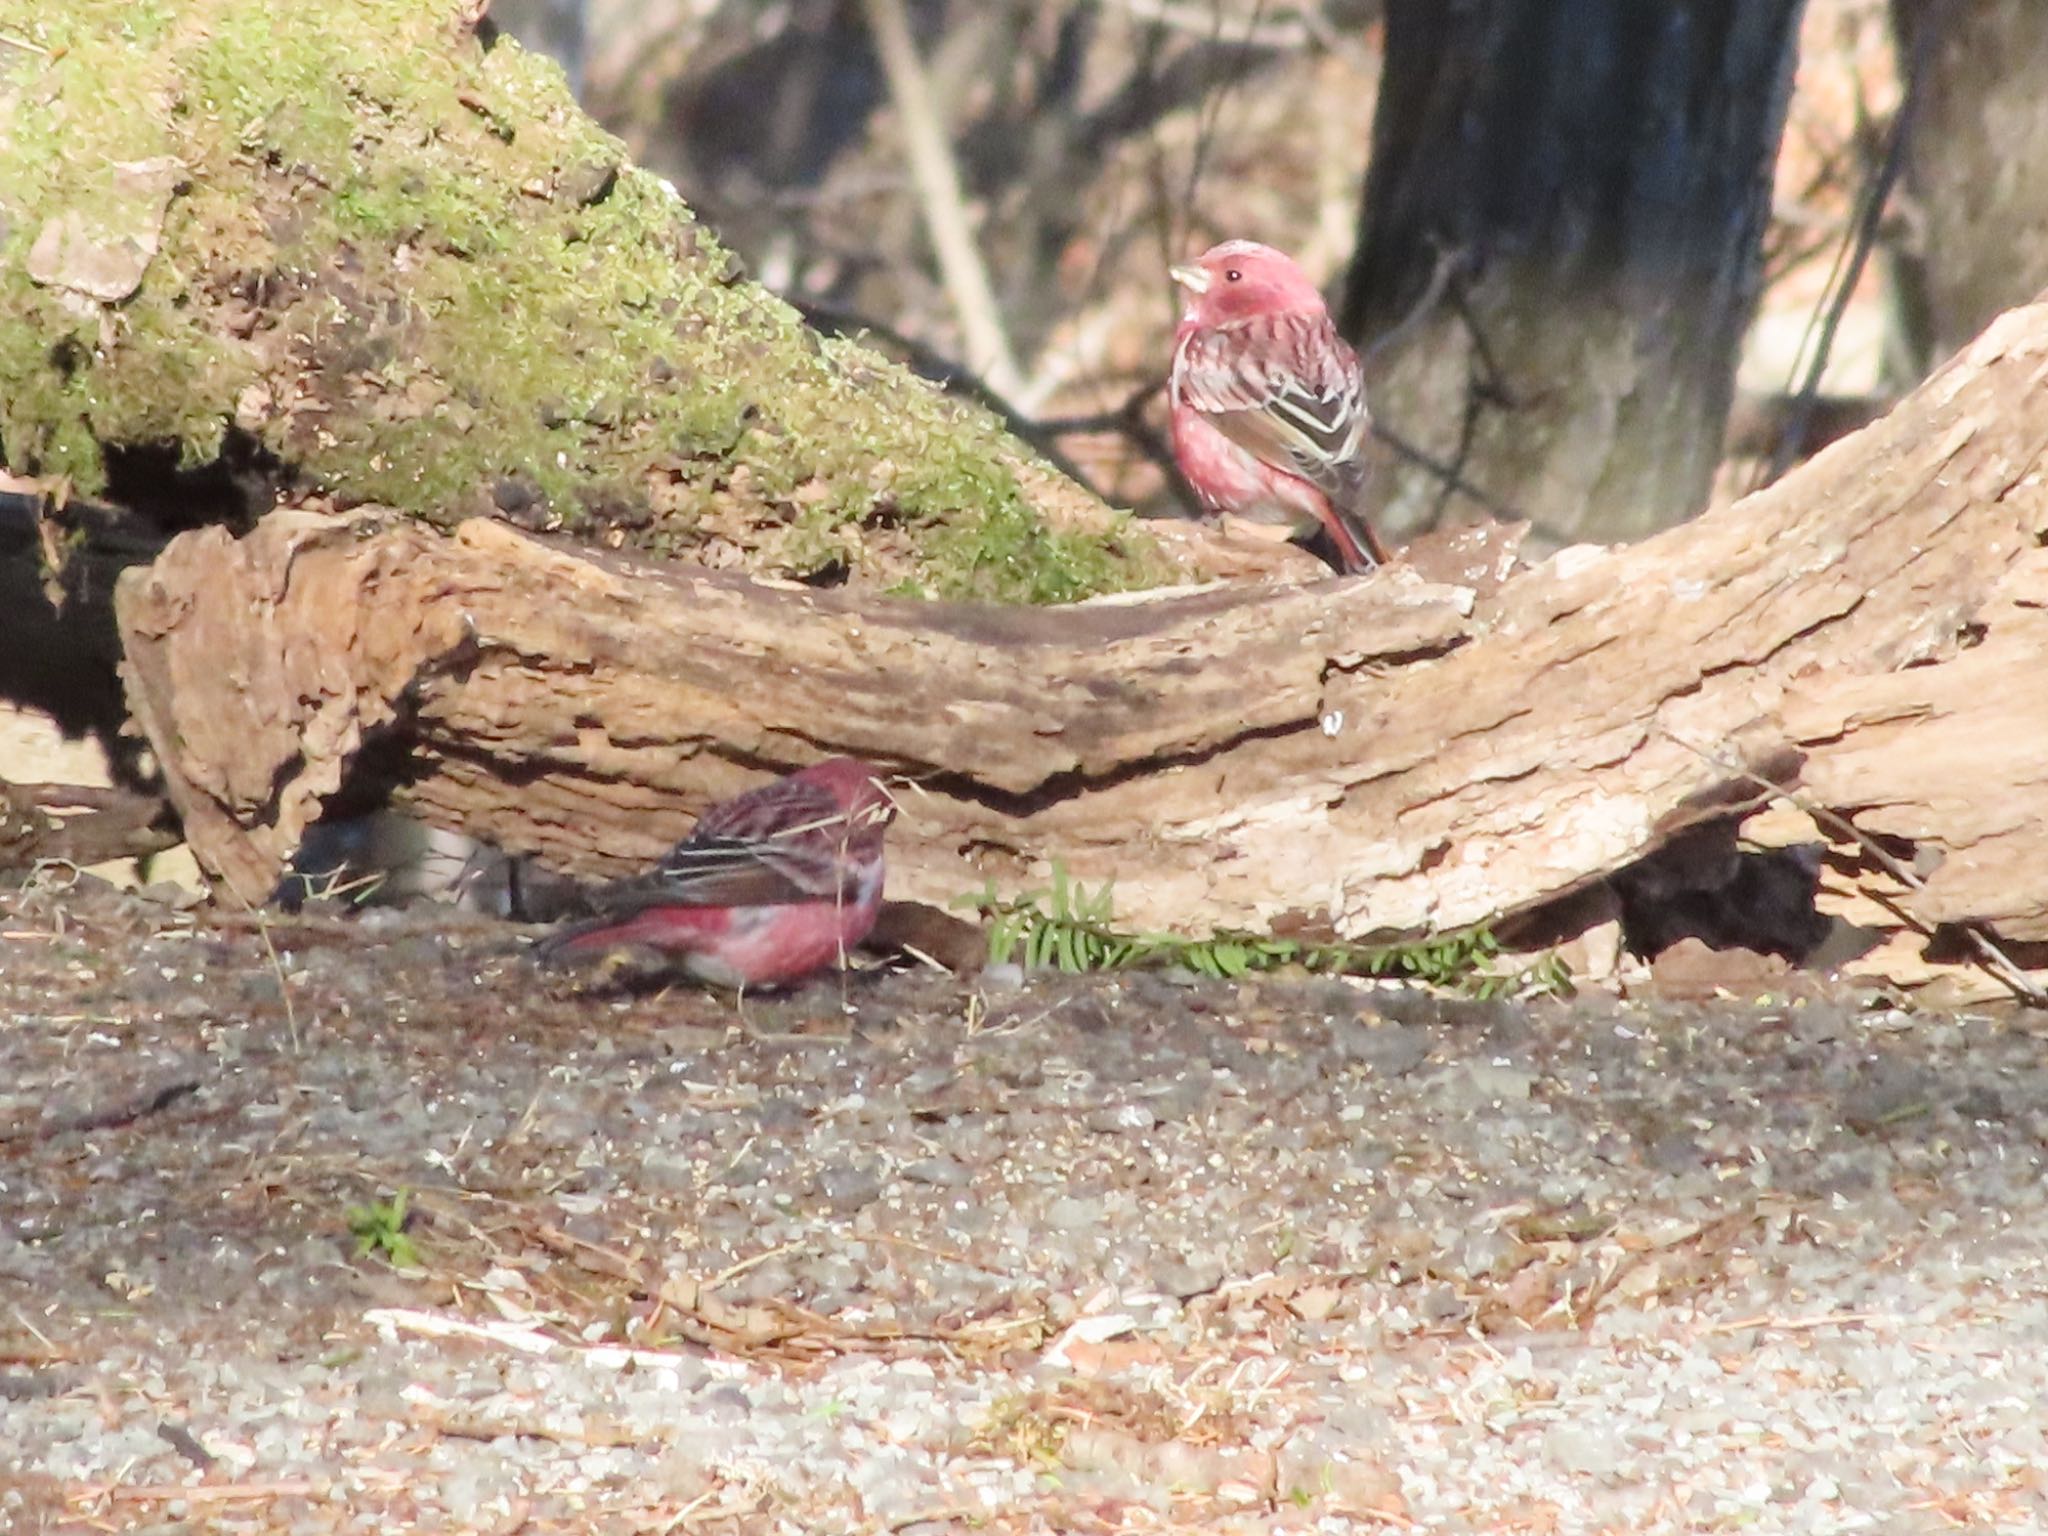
{"left": 1224, "top": 268, "right": 1242, "bottom": 282}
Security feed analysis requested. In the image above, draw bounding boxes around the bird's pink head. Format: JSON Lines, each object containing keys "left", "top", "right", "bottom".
{"left": 794, "top": 756, "right": 896, "bottom": 833}
{"left": 1170, "top": 240, "right": 1329, "bottom": 328}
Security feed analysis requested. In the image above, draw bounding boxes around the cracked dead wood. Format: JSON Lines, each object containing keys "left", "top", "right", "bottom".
{"left": 1744, "top": 546, "right": 2048, "bottom": 1000}
{"left": 115, "top": 301, "right": 2048, "bottom": 979}
{"left": 0, "top": 781, "right": 177, "bottom": 871}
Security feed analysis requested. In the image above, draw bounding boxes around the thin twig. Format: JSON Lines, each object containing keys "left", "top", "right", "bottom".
{"left": 79, "top": 1481, "right": 319, "bottom": 1504}
{"left": 1113, "top": 0, "right": 1326, "bottom": 50}
{"left": 1372, "top": 421, "right": 1524, "bottom": 526}
{"left": 1702, "top": 1311, "right": 1884, "bottom": 1335}
{"left": 1449, "top": 277, "right": 1522, "bottom": 410}
{"left": 7, "top": 1076, "right": 202, "bottom": 1145}
{"left": 704, "top": 1241, "right": 813, "bottom": 1292}
{"left": 8, "top": 1308, "right": 59, "bottom": 1358}
{"left": 1362, "top": 241, "right": 1468, "bottom": 364}
{"left": 883, "top": 1507, "right": 985, "bottom": 1534}
{"left": 1760, "top": 2, "right": 1947, "bottom": 487}
{"left": 1178, "top": 0, "right": 1278, "bottom": 241}
{"left": 860, "top": 0, "right": 1026, "bottom": 404}
{"left": 895, "top": 941, "right": 951, "bottom": 973}
{"left": 235, "top": 887, "right": 303, "bottom": 1052}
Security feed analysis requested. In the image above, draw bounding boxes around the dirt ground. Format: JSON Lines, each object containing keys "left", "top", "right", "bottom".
{"left": 3, "top": 875, "right": 2045, "bottom": 1535}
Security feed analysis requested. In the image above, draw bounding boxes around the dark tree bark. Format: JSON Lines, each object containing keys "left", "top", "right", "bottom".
{"left": 1342, "top": 1, "right": 1805, "bottom": 546}
{"left": 1891, "top": 0, "right": 2048, "bottom": 369}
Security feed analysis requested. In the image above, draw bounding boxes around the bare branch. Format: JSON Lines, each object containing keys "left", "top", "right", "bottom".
{"left": 1107, "top": 0, "right": 1328, "bottom": 51}
{"left": 860, "top": 0, "right": 1027, "bottom": 405}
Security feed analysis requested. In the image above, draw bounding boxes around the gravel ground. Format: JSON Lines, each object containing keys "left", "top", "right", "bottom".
{"left": 2, "top": 877, "right": 2044, "bottom": 1534}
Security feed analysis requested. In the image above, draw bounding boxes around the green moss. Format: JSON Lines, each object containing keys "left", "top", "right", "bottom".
{"left": 0, "top": 0, "right": 1168, "bottom": 601}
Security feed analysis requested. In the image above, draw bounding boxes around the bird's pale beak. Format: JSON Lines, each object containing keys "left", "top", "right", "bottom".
{"left": 1169, "top": 263, "right": 1210, "bottom": 295}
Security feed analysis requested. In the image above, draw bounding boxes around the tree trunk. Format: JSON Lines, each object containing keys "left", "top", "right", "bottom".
{"left": 1891, "top": 0, "right": 2048, "bottom": 370}
{"left": 116, "top": 295, "right": 2048, "bottom": 998}
{"left": 1343, "top": 0, "right": 1804, "bottom": 546}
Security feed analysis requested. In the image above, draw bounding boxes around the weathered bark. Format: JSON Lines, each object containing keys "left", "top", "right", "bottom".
{"left": 1743, "top": 550, "right": 2048, "bottom": 999}
{"left": 1344, "top": 0, "right": 1803, "bottom": 545}
{"left": 116, "top": 512, "right": 1474, "bottom": 912}
{"left": 1787, "top": 571, "right": 2048, "bottom": 942}
{"left": 1891, "top": 0, "right": 2048, "bottom": 369}
{"left": 117, "top": 296, "right": 2048, "bottom": 993}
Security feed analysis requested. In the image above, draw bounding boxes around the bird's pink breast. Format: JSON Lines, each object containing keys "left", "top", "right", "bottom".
{"left": 578, "top": 904, "right": 731, "bottom": 952}
{"left": 687, "top": 890, "right": 884, "bottom": 988}
{"left": 1168, "top": 402, "right": 1329, "bottom": 533}
{"left": 550, "top": 856, "right": 884, "bottom": 989}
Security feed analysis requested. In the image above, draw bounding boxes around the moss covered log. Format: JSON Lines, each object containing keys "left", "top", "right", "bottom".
{"left": 0, "top": 0, "right": 1168, "bottom": 602}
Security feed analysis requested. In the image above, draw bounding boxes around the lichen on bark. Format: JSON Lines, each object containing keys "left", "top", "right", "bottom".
{"left": 0, "top": 0, "right": 1168, "bottom": 602}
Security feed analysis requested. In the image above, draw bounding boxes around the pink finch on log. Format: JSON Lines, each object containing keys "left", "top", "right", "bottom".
{"left": 532, "top": 757, "right": 895, "bottom": 989}
{"left": 1168, "top": 239, "right": 1389, "bottom": 572}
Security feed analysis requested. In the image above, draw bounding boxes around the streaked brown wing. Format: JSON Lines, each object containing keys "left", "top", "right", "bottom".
{"left": 691, "top": 777, "right": 845, "bottom": 846}
{"left": 1176, "top": 312, "right": 1367, "bottom": 488}
{"left": 606, "top": 775, "right": 859, "bottom": 911}
{"left": 649, "top": 840, "right": 829, "bottom": 907}
{"left": 574, "top": 850, "right": 800, "bottom": 920}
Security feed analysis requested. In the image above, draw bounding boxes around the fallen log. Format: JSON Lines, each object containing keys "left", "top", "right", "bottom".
{"left": 116, "top": 302, "right": 2048, "bottom": 983}
{"left": 115, "top": 511, "right": 1476, "bottom": 913}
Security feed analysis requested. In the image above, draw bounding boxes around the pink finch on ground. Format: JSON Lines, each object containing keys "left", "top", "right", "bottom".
{"left": 1168, "top": 239, "right": 1390, "bottom": 573}
{"left": 531, "top": 757, "right": 895, "bottom": 989}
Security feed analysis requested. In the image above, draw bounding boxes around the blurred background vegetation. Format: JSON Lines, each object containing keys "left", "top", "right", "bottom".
{"left": 489, "top": 0, "right": 2044, "bottom": 547}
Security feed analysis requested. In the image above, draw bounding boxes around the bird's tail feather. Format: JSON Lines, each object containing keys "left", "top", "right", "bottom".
{"left": 1324, "top": 460, "right": 1388, "bottom": 570}
{"left": 528, "top": 918, "right": 616, "bottom": 967}
{"left": 1330, "top": 502, "right": 1388, "bottom": 570}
